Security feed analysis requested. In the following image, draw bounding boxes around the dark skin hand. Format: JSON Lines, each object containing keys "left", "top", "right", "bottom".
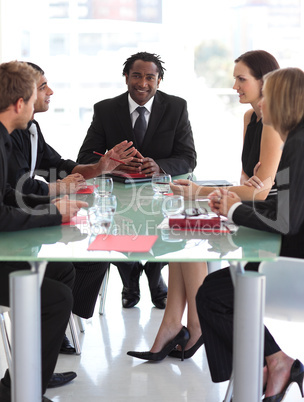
{"left": 114, "top": 150, "right": 161, "bottom": 176}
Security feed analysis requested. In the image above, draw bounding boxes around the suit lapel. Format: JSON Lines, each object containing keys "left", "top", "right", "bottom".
{"left": 115, "top": 93, "right": 134, "bottom": 142}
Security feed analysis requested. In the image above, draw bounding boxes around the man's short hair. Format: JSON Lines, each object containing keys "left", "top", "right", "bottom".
{"left": 26, "top": 62, "right": 44, "bottom": 75}
{"left": 122, "top": 51, "right": 166, "bottom": 80}
{"left": 0, "top": 61, "right": 40, "bottom": 113}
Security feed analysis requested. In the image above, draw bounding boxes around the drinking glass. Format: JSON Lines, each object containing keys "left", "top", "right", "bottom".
{"left": 162, "top": 195, "right": 184, "bottom": 217}
{"left": 87, "top": 207, "right": 113, "bottom": 235}
{"left": 94, "top": 194, "right": 117, "bottom": 213}
{"left": 94, "top": 177, "right": 113, "bottom": 197}
{"left": 151, "top": 173, "right": 171, "bottom": 196}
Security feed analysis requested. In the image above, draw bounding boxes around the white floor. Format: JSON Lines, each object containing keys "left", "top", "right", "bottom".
{"left": 1, "top": 266, "right": 304, "bottom": 402}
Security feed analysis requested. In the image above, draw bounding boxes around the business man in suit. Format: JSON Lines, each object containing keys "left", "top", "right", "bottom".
{"left": 77, "top": 51, "right": 197, "bottom": 309}
{"left": 0, "top": 61, "right": 89, "bottom": 401}
{"left": 7, "top": 62, "right": 136, "bottom": 323}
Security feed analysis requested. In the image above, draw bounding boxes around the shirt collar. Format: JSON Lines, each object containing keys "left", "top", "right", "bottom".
{"left": 128, "top": 93, "right": 154, "bottom": 114}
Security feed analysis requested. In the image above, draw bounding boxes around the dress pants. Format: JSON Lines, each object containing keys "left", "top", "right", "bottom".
{"left": 72, "top": 262, "right": 109, "bottom": 318}
{"left": 0, "top": 261, "right": 74, "bottom": 394}
{"left": 196, "top": 265, "right": 281, "bottom": 383}
{"left": 113, "top": 261, "right": 167, "bottom": 299}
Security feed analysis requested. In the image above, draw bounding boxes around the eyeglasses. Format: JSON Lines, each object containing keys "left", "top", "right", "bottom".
{"left": 183, "top": 207, "right": 208, "bottom": 218}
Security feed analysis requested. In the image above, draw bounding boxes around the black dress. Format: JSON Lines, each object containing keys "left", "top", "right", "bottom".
{"left": 241, "top": 111, "right": 277, "bottom": 196}
{"left": 241, "top": 111, "right": 262, "bottom": 178}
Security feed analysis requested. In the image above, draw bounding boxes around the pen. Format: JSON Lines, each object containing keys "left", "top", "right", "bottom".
{"left": 93, "top": 151, "right": 126, "bottom": 165}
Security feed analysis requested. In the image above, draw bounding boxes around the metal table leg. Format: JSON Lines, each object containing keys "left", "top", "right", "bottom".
{"left": 9, "top": 261, "right": 47, "bottom": 402}
{"left": 233, "top": 268, "right": 265, "bottom": 402}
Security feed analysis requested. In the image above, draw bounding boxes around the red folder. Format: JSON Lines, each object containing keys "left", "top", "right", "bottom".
{"left": 169, "top": 215, "right": 221, "bottom": 231}
{"left": 87, "top": 235, "right": 158, "bottom": 252}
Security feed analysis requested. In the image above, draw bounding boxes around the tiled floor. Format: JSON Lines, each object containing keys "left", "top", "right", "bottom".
{"left": 1, "top": 265, "right": 303, "bottom": 401}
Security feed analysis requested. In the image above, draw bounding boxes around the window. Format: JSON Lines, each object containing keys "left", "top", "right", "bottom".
{"left": 1, "top": 0, "right": 304, "bottom": 181}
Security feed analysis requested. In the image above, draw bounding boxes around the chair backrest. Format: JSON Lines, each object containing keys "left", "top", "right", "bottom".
{"left": 259, "top": 257, "right": 304, "bottom": 322}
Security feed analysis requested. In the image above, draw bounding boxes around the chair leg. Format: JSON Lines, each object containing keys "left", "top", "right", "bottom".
{"left": 76, "top": 315, "right": 85, "bottom": 333}
{"left": 0, "top": 307, "right": 12, "bottom": 373}
{"left": 223, "top": 372, "right": 233, "bottom": 402}
{"left": 99, "top": 266, "right": 110, "bottom": 315}
{"left": 68, "top": 313, "right": 81, "bottom": 355}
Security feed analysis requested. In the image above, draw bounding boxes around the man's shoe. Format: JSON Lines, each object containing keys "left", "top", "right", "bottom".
{"left": 152, "top": 296, "right": 167, "bottom": 309}
{"left": 47, "top": 372, "right": 77, "bottom": 388}
{"left": 1, "top": 378, "right": 55, "bottom": 401}
{"left": 60, "top": 334, "right": 76, "bottom": 354}
{"left": 122, "top": 287, "right": 140, "bottom": 308}
{"left": 151, "top": 277, "right": 168, "bottom": 309}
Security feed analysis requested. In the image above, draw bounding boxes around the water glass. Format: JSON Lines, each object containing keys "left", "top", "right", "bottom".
{"left": 94, "top": 176, "right": 113, "bottom": 197}
{"left": 88, "top": 207, "right": 113, "bottom": 235}
{"left": 94, "top": 194, "right": 117, "bottom": 214}
{"left": 162, "top": 195, "right": 184, "bottom": 217}
{"left": 151, "top": 173, "right": 171, "bottom": 195}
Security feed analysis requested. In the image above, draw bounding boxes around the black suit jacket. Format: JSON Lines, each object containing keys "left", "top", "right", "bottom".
{"left": 8, "top": 120, "right": 78, "bottom": 195}
{"left": 232, "top": 121, "right": 304, "bottom": 259}
{"left": 77, "top": 90, "right": 197, "bottom": 175}
{"left": 0, "top": 122, "right": 62, "bottom": 232}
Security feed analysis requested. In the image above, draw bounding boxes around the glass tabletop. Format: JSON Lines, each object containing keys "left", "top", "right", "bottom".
{"left": 0, "top": 176, "right": 281, "bottom": 262}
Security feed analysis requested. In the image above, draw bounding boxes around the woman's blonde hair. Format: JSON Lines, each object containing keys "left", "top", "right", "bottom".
{"left": 263, "top": 67, "right": 304, "bottom": 136}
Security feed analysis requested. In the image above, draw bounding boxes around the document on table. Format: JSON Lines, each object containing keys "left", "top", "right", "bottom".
{"left": 88, "top": 235, "right": 158, "bottom": 252}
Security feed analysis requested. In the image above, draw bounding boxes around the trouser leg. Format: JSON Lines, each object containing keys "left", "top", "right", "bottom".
{"left": 196, "top": 266, "right": 281, "bottom": 383}
{"left": 0, "top": 261, "right": 73, "bottom": 394}
{"left": 72, "top": 262, "right": 109, "bottom": 318}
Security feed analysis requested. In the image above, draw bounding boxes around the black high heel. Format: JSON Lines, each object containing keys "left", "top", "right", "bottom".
{"left": 127, "top": 326, "right": 190, "bottom": 362}
{"left": 168, "top": 334, "right": 204, "bottom": 359}
{"left": 263, "top": 359, "right": 304, "bottom": 401}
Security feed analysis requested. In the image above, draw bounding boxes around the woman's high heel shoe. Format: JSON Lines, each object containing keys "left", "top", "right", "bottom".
{"left": 168, "top": 334, "right": 204, "bottom": 359}
{"left": 127, "top": 326, "right": 190, "bottom": 362}
{"left": 263, "top": 359, "right": 304, "bottom": 401}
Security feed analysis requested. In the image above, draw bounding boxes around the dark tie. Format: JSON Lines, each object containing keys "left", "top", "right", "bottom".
{"left": 133, "top": 107, "right": 147, "bottom": 148}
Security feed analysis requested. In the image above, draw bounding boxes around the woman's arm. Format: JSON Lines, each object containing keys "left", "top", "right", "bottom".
{"left": 171, "top": 113, "right": 283, "bottom": 201}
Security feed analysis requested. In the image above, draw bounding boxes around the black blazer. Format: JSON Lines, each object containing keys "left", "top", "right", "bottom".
{"left": 0, "top": 122, "right": 62, "bottom": 232}
{"left": 77, "top": 90, "right": 197, "bottom": 176}
{"left": 232, "top": 121, "right": 304, "bottom": 259}
{"left": 8, "top": 120, "right": 78, "bottom": 195}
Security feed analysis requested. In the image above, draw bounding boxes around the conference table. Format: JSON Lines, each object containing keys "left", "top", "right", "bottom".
{"left": 0, "top": 175, "right": 281, "bottom": 402}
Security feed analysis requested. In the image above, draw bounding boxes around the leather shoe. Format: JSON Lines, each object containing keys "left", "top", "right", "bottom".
{"left": 151, "top": 276, "right": 168, "bottom": 309}
{"left": 0, "top": 381, "right": 54, "bottom": 401}
{"left": 60, "top": 334, "right": 76, "bottom": 354}
{"left": 47, "top": 371, "right": 77, "bottom": 388}
{"left": 152, "top": 296, "right": 167, "bottom": 309}
{"left": 122, "top": 286, "right": 140, "bottom": 308}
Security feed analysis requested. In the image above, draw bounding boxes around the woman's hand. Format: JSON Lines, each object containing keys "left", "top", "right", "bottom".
{"left": 170, "top": 179, "right": 200, "bottom": 200}
{"left": 243, "top": 162, "right": 264, "bottom": 189}
{"left": 208, "top": 188, "right": 241, "bottom": 216}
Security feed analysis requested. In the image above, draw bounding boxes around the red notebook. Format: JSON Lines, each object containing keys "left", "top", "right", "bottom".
{"left": 87, "top": 235, "right": 158, "bottom": 252}
{"left": 169, "top": 214, "right": 222, "bottom": 232}
{"left": 76, "top": 185, "right": 96, "bottom": 194}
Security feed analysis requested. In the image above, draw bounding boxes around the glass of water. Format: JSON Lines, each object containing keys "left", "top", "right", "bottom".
{"left": 94, "top": 194, "right": 117, "bottom": 213}
{"left": 88, "top": 207, "right": 113, "bottom": 235}
{"left": 151, "top": 173, "right": 171, "bottom": 196}
{"left": 162, "top": 195, "right": 184, "bottom": 217}
{"left": 94, "top": 176, "right": 113, "bottom": 197}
